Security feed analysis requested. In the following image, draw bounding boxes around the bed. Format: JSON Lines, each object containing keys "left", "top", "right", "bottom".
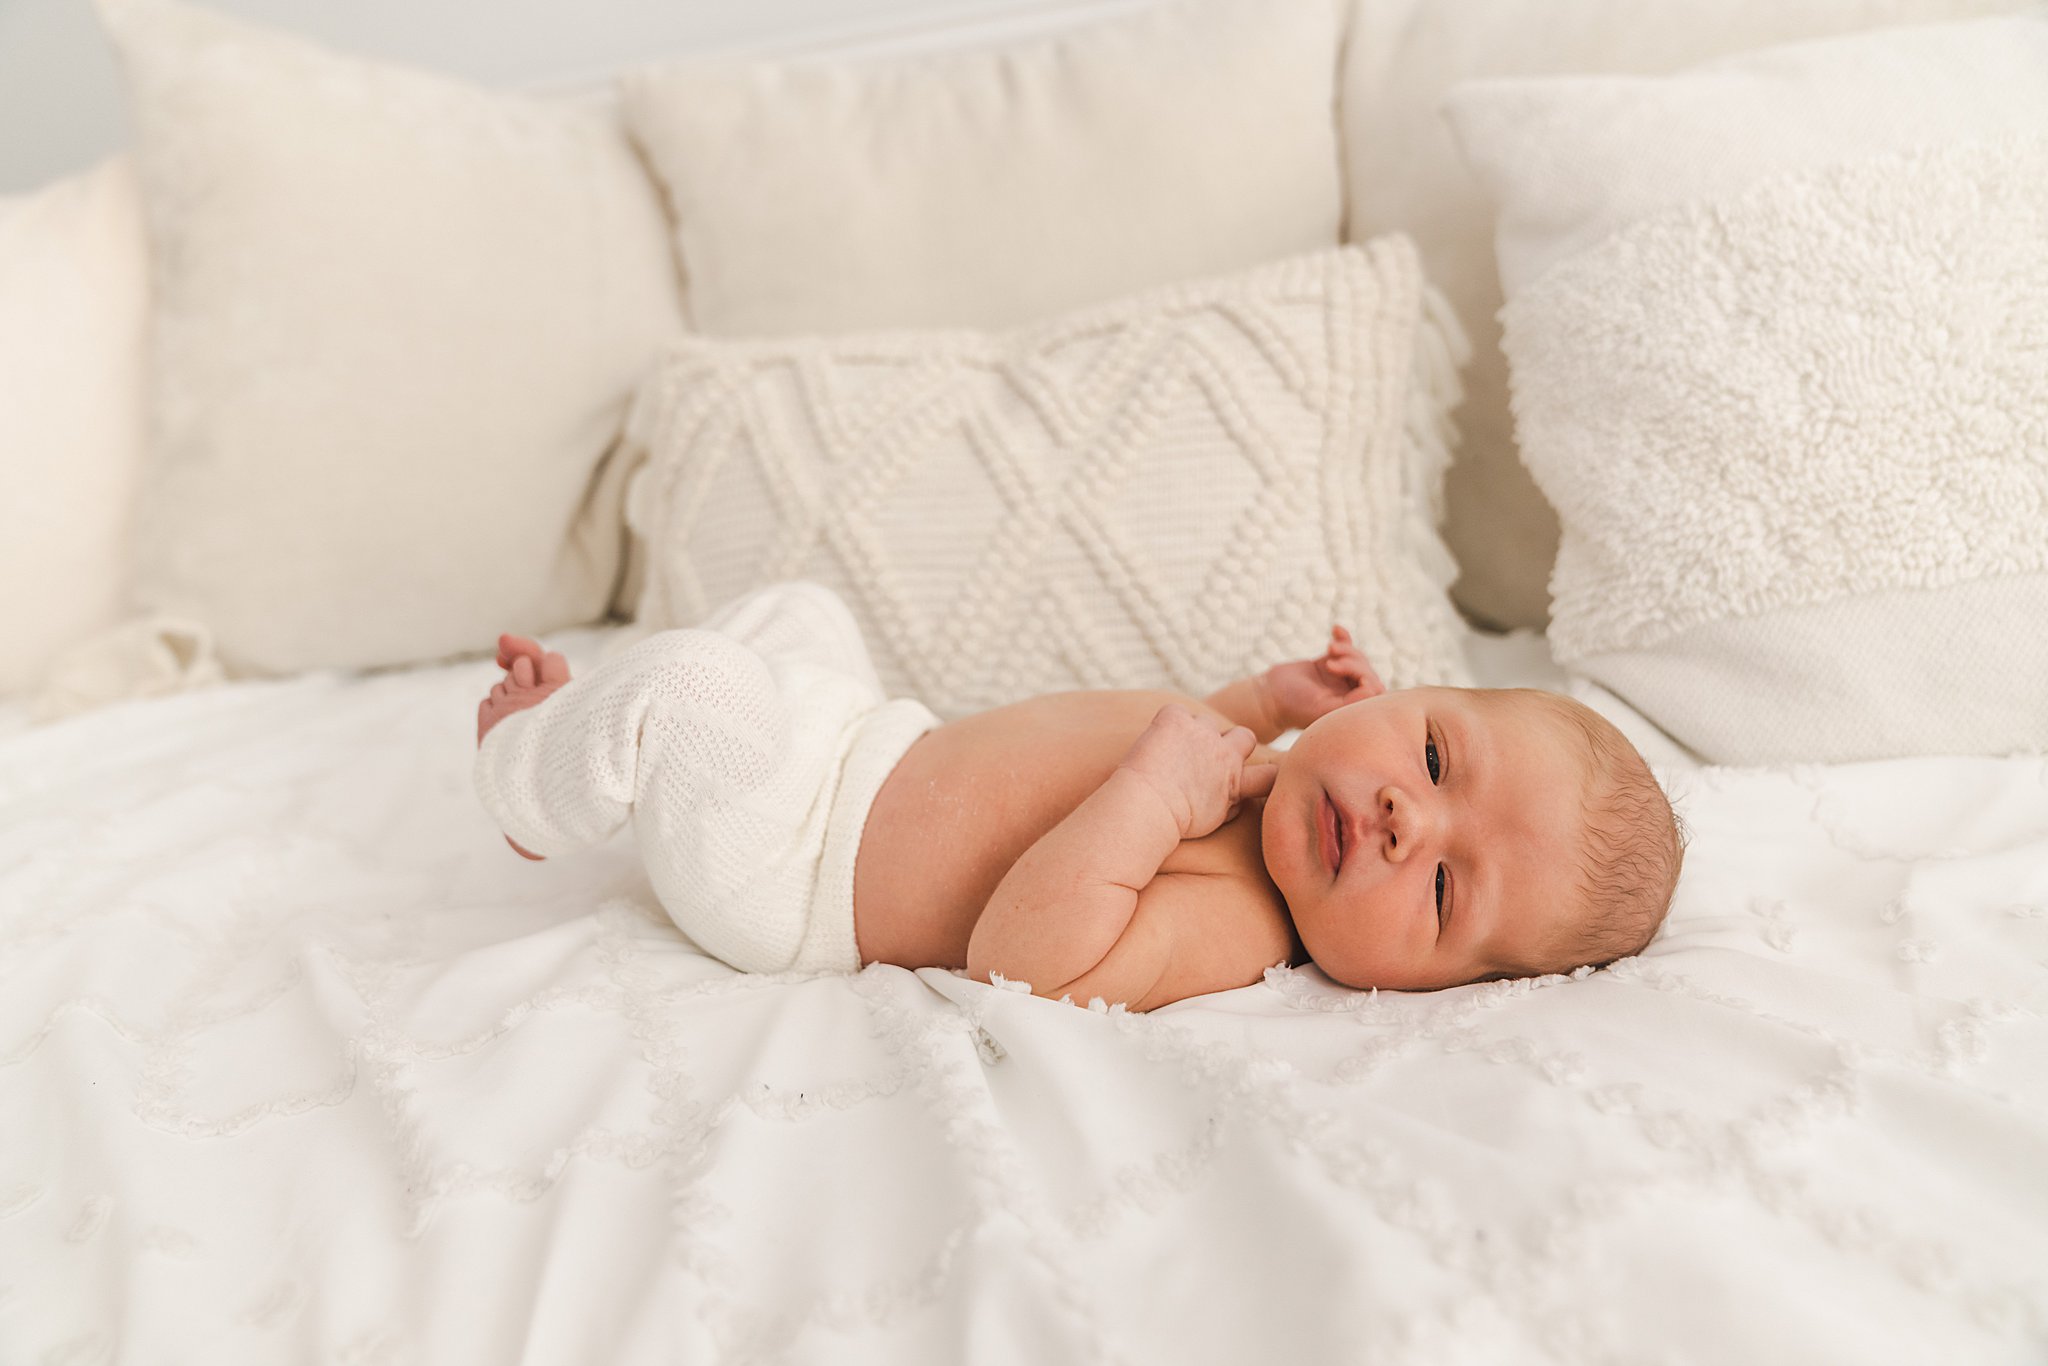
{"left": 3, "top": 625, "right": 2044, "bottom": 1363}
{"left": 7, "top": 0, "right": 2047, "bottom": 1361}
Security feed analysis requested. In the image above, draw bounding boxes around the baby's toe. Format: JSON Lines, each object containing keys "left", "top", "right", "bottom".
{"left": 499, "top": 632, "right": 543, "bottom": 665}
{"left": 512, "top": 656, "right": 535, "bottom": 686}
{"left": 540, "top": 652, "right": 571, "bottom": 686}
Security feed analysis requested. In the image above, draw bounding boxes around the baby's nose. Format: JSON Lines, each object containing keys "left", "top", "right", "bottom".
{"left": 1375, "top": 786, "right": 1436, "bottom": 862}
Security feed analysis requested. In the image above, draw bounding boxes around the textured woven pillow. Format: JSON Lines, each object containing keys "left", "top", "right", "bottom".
{"left": 1445, "top": 14, "right": 2048, "bottom": 764}
{"left": 620, "top": 0, "right": 1343, "bottom": 338}
{"left": 1338, "top": 0, "right": 2033, "bottom": 631}
{"left": 622, "top": 241, "right": 1472, "bottom": 717}
{"left": 92, "top": 0, "right": 683, "bottom": 681}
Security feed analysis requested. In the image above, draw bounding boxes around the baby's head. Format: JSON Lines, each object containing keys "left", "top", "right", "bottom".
{"left": 1259, "top": 685, "right": 1683, "bottom": 991}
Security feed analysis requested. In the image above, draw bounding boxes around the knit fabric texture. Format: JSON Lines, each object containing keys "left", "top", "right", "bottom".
{"left": 618, "top": 240, "right": 1473, "bottom": 721}
{"left": 473, "top": 582, "right": 937, "bottom": 974}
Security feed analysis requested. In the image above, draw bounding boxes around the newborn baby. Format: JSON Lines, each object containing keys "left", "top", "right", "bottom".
{"left": 475, "top": 582, "right": 1682, "bottom": 1009}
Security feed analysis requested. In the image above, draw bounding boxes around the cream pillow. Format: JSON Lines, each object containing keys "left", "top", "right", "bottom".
{"left": 0, "top": 159, "right": 148, "bottom": 700}
{"left": 621, "top": 0, "right": 1343, "bottom": 338}
{"left": 621, "top": 241, "right": 1472, "bottom": 718}
{"left": 1340, "top": 0, "right": 2035, "bottom": 630}
{"left": 93, "top": 0, "right": 684, "bottom": 680}
{"left": 1444, "top": 14, "right": 2048, "bottom": 764}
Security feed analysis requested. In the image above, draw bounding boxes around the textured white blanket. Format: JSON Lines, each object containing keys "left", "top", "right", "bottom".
{"left": 2, "top": 627, "right": 2044, "bottom": 1364}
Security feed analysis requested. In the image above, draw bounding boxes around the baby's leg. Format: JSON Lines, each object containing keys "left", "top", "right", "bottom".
{"left": 480, "top": 635, "right": 571, "bottom": 858}
{"left": 475, "top": 585, "right": 940, "bottom": 976}
{"left": 697, "top": 580, "right": 885, "bottom": 697}
{"left": 609, "top": 627, "right": 932, "bottom": 975}
{"left": 473, "top": 628, "right": 783, "bottom": 861}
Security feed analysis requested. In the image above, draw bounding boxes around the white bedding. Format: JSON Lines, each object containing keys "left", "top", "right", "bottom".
{"left": 3, "top": 626, "right": 2045, "bottom": 1364}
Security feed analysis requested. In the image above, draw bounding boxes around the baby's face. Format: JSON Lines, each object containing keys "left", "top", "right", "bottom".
{"left": 1260, "top": 687, "right": 1588, "bottom": 990}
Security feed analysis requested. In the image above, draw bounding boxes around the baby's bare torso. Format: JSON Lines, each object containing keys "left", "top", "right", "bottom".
{"left": 851, "top": 690, "right": 1300, "bottom": 978}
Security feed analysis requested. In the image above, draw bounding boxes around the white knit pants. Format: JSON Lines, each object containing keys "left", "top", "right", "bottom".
{"left": 473, "top": 582, "right": 940, "bottom": 975}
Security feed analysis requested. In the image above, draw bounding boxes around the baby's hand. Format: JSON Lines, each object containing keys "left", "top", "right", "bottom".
{"left": 478, "top": 634, "right": 571, "bottom": 861}
{"left": 1261, "top": 625, "right": 1385, "bottom": 732}
{"left": 1117, "top": 704, "right": 1277, "bottom": 841}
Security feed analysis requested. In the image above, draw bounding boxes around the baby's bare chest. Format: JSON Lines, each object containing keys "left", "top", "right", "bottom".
{"left": 850, "top": 690, "right": 1290, "bottom": 970}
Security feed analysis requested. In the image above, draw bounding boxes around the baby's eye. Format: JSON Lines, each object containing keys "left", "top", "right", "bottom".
{"left": 1435, "top": 864, "right": 1447, "bottom": 926}
{"left": 1425, "top": 735, "right": 1441, "bottom": 785}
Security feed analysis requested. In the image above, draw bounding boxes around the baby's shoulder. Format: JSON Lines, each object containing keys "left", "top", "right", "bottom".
{"left": 1145, "top": 814, "right": 1301, "bottom": 1000}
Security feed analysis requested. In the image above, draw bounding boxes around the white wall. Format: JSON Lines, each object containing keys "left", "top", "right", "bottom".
{"left": 0, "top": 0, "right": 1134, "bottom": 193}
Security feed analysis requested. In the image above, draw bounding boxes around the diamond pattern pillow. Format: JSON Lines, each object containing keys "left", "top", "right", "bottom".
{"left": 620, "top": 241, "right": 1472, "bottom": 718}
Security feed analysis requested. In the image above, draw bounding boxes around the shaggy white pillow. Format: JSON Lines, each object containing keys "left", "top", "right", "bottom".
{"left": 621, "top": 0, "right": 1343, "bottom": 338}
{"left": 1445, "top": 14, "right": 2048, "bottom": 763}
{"left": 620, "top": 241, "right": 1472, "bottom": 718}
{"left": 1339, "top": 0, "right": 2035, "bottom": 630}
{"left": 93, "top": 0, "right": 684, "bottom": 680}
{"left": 0, "top": 159, "right": 148, "bottom": 700}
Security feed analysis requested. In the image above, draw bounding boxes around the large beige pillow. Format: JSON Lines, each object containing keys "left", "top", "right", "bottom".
{"left": 621, "top": 0, "right": 1344, "bottom": 339}
{"left": 621, "top": 241, "right": 1473, "bottom": 718}
{"left": 1340, "top": 0, "right": 2036, "bottom": 629}
{"left": 1444, "top": 14, "right": 2048, "bottom": 763}
{"left": 0, "top": 159, "right": 148, "bottom": 700}
{"left": 94, "top": 0, "right": 684, "bottom": 679}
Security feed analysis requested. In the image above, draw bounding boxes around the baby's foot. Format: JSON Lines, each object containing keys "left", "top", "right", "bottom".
{"left": 477, "top": 634, "right": 572, "bottom": 860}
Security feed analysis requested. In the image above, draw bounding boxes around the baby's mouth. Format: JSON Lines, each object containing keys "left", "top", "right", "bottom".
{"left": 1319, "top": 791, "right": 1346, "bottom": 876}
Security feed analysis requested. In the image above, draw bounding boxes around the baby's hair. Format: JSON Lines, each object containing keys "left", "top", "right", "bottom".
{"left": 1486, "top": 688, "right": 1686, "bottom": 979}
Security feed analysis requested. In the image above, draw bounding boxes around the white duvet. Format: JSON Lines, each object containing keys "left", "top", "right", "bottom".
{"left": 3, "top": 626, "right": 2044, "bottom": 1365}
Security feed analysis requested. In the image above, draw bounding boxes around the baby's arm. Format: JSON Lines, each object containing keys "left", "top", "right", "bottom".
{"left": 966, "top": 706, "right": 1272, "bottom": 1008}
{"left": 1204, "top": 626, "right": 1385, "bottom": 741}
{"left": 1202, "top": 674, "right": 1285, "bottom": 744}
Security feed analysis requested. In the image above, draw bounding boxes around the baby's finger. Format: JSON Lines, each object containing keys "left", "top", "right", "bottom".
{"left": 1338, "top": 660, "right": 1380, "bottom": 690}
{"left": 1239, "top": 763, "right": 1278, "bottom": 801}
